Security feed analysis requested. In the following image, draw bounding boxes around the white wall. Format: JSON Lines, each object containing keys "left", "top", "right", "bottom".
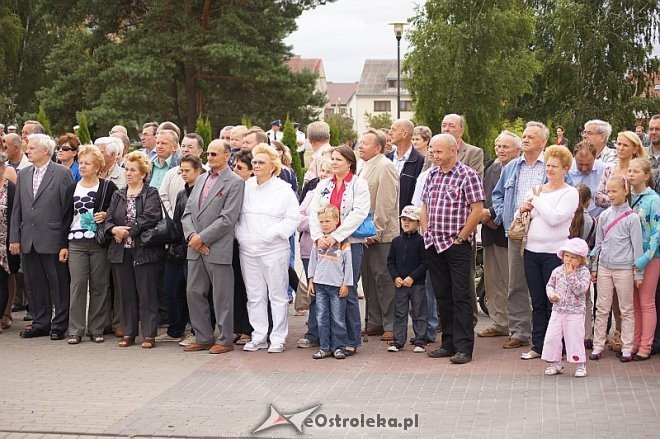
{"left": 354, "top": 96, "right": 414, "bottom": 136}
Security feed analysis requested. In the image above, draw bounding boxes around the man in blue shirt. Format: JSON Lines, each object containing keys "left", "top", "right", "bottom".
{"left": 567, "top": 141, "right": 605, "bottom": 217}
{"left": 149, "top": 129, "right": 180, "bottom": 190}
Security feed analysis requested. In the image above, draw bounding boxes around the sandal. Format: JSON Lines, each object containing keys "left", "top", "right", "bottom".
{"left": 344, "top": 346, "right": 357, "bottom": 356}
{"left": 1, "top": 314, "right": 11, "bottom": 329}
{"left": 67, "top": 335, "right": 82, "bottom": 345}
{"left": 141, "top": 337, "right": 155, "bottom": 349}
{"left": 312, "top": 349, "right": 332, "bottom": 359}
{"left": 90, "top": 334, "right": 104, "bottom": 343}
{"left": 294, "top": 309, "right": 308, "bottom": 316}
{"left": 232, "top": 333, "right": 241, "bottom": 343}
{"left": 235, "top": 334, "right": 251, "bottom": 345}
{"left": 118, "top": 336, "right": 135, "bottom": 347}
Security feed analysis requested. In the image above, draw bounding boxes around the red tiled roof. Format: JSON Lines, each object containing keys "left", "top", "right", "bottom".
{"left": 285, "top": 56, "right": 322, "bottom": 74}
{"left": 327, "top": 82, "right": 358, "bottom": 105}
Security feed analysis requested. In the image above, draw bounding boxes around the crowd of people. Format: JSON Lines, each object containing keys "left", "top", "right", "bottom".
{"left": 0, "top": 115, "right": 658, "bottom": 376}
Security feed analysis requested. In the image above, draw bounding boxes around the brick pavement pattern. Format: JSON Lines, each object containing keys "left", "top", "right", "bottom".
{"left": 1, "top": 307, "right": 659, "bottom": 438}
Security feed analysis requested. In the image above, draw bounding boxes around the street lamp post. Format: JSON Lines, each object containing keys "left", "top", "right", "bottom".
{"left": 389, "top": 21, "right": 407, "bottom": 119}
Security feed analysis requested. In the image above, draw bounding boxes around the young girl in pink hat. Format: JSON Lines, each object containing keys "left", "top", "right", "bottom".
{"left": 542, "top": 238, "right": 592, "bottom": 377}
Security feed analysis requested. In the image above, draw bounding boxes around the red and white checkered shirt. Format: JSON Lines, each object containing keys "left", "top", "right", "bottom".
{"left": 421, "top": 161, "right": 484, "bottom": 253}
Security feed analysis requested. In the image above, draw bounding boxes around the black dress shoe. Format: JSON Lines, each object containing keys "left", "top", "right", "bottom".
{"left": 19, "top": 327, "right": 49, "bottom": 338}
{"left": 450, "top": 352, "right": 473, "bottom": 364}
{"left": 11, "top": 305, "right": 26, "bottom": 312}
{"left": 23, "top": 312, "right": 33, "bottom": 321}
{"left": 427, "top": 347, "right": 454, "bottom": 358}
{"left": 50, "top": 331, "right": 65, "bottom": 340}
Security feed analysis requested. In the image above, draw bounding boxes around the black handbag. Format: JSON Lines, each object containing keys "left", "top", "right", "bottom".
{"left": 94, "top": 181, "right": 110, "bottom": 247}
{"left": 140, "top": 196, "right": 178, "bottom": 246}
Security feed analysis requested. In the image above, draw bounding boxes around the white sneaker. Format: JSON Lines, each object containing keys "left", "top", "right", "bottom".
{"left": 544, "top": 363, "right": 564, "bottom": 375}
{"left": 413, "top": 345, "right": 426, "bottom": 353}
{"left": 155, "top": 333, "right": 182, "bottom": 342}
{"left": 575, "top": 365, "right": 587, "bottom": 377}
{"left": 521, "top": 350, "right": 541, "bottom": 360}
{"left": 387, "top": 345, "right": 400, "bottom": 352}
{"left": 178, "top": 334, "right": 196, "bottom": 347}
{"left": 267, "top": 343, "right": 285, "bottom": 353}
{"left": 244, "top": 341, "right": 268, "bottom": 352}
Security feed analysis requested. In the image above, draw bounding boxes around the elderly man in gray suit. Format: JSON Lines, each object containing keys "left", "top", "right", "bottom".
{"left": 10, "top": 134, "right": 73, "bottom": 339}
{"left": 181, "top": 140, "right": 245, "bottom": 354}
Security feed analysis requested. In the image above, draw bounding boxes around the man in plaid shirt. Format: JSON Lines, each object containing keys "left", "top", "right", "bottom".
{"left": 421, "top": 134, "right": 484, "bottom": 364}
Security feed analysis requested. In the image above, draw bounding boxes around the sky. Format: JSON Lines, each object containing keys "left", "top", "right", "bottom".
{"left": 285, "top": 0, "right": 423, "bottom": 83}
{"left": 286, "top": 1, "right": 660, "bottom": 85}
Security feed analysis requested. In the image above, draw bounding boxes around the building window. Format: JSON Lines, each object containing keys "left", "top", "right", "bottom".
{"left": 655, "top": 84, "right": 660, "bottom": 90}
{"left": 399, "top": 100, "right": 413, "bottom": 112}
{"left": 374, "top": 101, "right": 391, "bottom": 112}
{"left": 387, "top": 79, "right": 397, "bottom": 89}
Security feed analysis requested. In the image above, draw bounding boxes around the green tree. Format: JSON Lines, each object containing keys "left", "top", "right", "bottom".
{"left": 195, "top": 115, "right": 212, "bottom": 151}
{"left": 329, "top": 118, "right": 340, "bottom": 146}
{"left": 404, "top": 0, "right": 539, "bottom": 148}
{"left": 518, "top": 0, "right": 660, "bottom": 142}
{"left": 29, "top": 0, "right": 333, "bottom": 135}
{"left": 364, "top": 111, "right": 393, "bottom": 130}
{"left": 37, "top": 104, "right": 51, "bottom": 135}
{"left": 325, "top": 113, "right": 357, "bottom": 146}
{"left": 282, "top": 117, "right": 303, "bottom": 188}
{"left": 76, "top": 111, "right": 91, "bottom": 145}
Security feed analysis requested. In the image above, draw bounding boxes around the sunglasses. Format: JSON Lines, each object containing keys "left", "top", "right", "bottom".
{"left": 58, "top": 146, "right": 73, "bottom": 152}
{"left": 234, "top": 164, "right": 246, "bottom": 171}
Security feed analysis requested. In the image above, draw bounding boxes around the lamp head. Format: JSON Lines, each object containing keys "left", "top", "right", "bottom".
{"left": 389, "top": 21, "right": 407, "bottom": 39}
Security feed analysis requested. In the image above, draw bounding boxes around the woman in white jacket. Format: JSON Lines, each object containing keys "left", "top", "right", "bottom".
{"left": 298, "top": 145, "right": 370, "bottom": 356}
{"left": 235, "top": 143, "right": 301, "bottom": 353}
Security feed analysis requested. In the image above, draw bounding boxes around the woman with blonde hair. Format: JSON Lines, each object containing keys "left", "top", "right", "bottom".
{"left": 594, "top": 131, "right": 647, "bottom": 209}
{"left": 62, "top": 145, "right": 118, "bottom": 344}
{"left": 104, "top": 152, "right": 164, "bottom": 349}
{"left": 235, "top": 143, "right": 301, "bottom": 353}
{"left": 518, "top": 145, "right": 579, "bottom": 360}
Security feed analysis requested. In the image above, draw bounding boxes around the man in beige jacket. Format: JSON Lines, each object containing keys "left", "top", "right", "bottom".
{"left": 358, "top": 129, "right": 400, "bottom": 341}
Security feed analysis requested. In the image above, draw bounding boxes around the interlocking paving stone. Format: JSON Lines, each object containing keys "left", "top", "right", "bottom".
{"left": 1, "top": 307, "right": 658, "bottom": 438}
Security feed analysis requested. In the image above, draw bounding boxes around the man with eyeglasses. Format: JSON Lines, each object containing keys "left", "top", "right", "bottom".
{"left": 138, "top": 122, "right": 159, "bottom": 160}
{"left": 159, "top": 133, "right": 208, "bottom": 217}
{"left": 181, "top": 139, "right": 245, "bottom": 354}
{"left": 582, "top": 119, "right": 617, "bottom": 164}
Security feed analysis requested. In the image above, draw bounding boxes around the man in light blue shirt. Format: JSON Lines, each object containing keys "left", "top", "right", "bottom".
{"left": 149, "top": 129, "right": 180, "bottom": 190}
{"left": 568, "top": 141, "right": 605, "bottom": 217}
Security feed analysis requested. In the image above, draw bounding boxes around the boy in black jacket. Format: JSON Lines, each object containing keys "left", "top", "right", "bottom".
{"left": 386, "top": 205, "right": 428, "bottom": 352}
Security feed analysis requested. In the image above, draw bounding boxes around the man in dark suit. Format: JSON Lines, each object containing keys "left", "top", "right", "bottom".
{"left": 10, "top": 134, "right": 73, "bottom": 339}
{"left": 386, "top": 119, "right": 425, "bottom": 213}
{"left": 181, "top": 140, "right": 245, "bottom": 354}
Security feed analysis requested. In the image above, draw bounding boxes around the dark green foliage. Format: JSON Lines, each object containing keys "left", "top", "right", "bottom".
{"left": 76, "top": 111, "right": 91, "bottom": 145}
{"left": 195, "top": 115, "right": 212, "bottom": 152}
{"left": 282, "top": 116, "right": 303, "bottom": 188}
{"left": 2, "top": 0, "right": 334, "bottom": 136}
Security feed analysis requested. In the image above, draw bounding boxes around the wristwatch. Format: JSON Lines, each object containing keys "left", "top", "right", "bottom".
{"left": 455, "top": 236, "right": 465, "bottom": 244}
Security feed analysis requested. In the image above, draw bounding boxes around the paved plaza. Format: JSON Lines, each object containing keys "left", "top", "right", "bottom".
{"left": 1, "top": 304, "right": 659, "bottom": 439}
